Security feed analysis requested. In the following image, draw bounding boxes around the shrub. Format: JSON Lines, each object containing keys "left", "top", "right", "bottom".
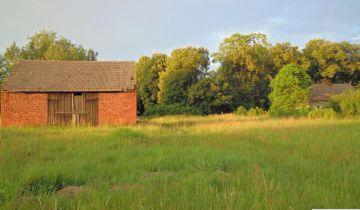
{"left": 247, "top": 107, "right": 266, "bottom": 116}
{"left": 147, "top": 103, "right": 204, "bottom": 116}
{"left": 308, "top": 108, "right": 337, "bottom": 119}
{"left": 269, "top": 64, "right": 313, "bottom": 116}
{"left": 235, "top": 106, "right": 247, "bottom": 116}
{"left": 329, "top": 89, "right": 360, "bottom": 116}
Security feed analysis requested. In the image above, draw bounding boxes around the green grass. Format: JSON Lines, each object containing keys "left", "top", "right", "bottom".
{"left": 0, "top": 114, "right": 360, "bottom": 209}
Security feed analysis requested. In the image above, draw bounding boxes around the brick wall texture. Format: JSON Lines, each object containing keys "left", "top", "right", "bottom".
{"left": 0, "top": 92, "right": 48, "bottom": 126}
{"left": 98, "top": 91, "right": 137, "bottom": 125}
{"left": 0, "top": 91, "right": 137, "bottom": 126}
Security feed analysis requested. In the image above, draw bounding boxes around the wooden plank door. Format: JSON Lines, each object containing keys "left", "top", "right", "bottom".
{"left": 84, "top": 93, "right": 98, "bottom": 126}
{"left": 73, "top": 94, "right": 85, "bottom": 125}
{"left": 48, "top": 93, "right": 73, "bottom": 126}
{"left": 48, "top": 93, "right": 98, "bottom": 126}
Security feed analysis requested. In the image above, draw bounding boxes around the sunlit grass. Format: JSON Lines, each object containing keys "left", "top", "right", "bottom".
{"left": 0, "top": 114, "right": 359, "bottom": 209}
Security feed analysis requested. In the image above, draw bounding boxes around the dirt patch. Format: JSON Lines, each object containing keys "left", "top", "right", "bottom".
{"left": 56, "top": 186, "right": 87, "bottom": 197}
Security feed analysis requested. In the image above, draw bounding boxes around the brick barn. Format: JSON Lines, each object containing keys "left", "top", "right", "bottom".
{"left": 0, "top": 60, "right": 137, "bottom": 126}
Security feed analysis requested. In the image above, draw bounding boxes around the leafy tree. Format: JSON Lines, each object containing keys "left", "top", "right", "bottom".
{"left": 2, "top": 42, "right": 20, "bottom": 72}
{"left": 158, "top": 47, "right": 209, "bottom": 104}
{"left": 269, "top": 64, "right": 313, "bottom": 116}
{"left": 158, "top": 68, "right": 194, "bottom": 104}
{"left": 212, "top": 33, "right": 272, "bottom": 110}
{"left": 188, "top": 77, "right": 219, "bottom": 114}
{"left": 269, "top": 42, "right": 304, "bottom": 75}
{"left": 2, "top": 30, "right": 98, "bottom": 73}
{"left": 303, "top": 39, "right": 360, "bottom": 83}
{"left": 136, "top": 53, "right": 167, "bottom": 113}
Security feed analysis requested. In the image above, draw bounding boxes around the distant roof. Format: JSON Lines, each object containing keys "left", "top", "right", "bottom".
{"left": 2, "top": 60, "right": 136, "bottom": 92}
{"left": 309, "top": 83, "right": 354, "bottom": 107}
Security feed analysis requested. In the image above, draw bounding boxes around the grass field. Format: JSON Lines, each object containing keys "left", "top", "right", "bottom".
{"left": 0, "top": 114, "right": 360, "bottom": 210}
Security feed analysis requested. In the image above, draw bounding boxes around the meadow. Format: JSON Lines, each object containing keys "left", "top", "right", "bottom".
{"left": 0, "top": 114, "right": 360, "bottom": 210}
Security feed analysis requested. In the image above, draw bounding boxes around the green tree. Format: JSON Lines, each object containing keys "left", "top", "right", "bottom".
{"left": 269, "top": 64, "right": 313, "bottom": 116}
{"left": 188, "top": 77, "right": 219, "bottom": 114}
{"left": 158, "top": 47, "right": 209, "bottom": 104}
{"left": 2, "top": 30, "right": 98, "bottom": 73}
{"left": 269, "top": 42, "right": 304, "bottom": 75}
{"left": 303, "top": 39, "right": 360, "bottom": 83}
{"left": 136, "top": 53, "right": 167, "bottom": 113}
{"left": 3, "top": 42, "right": 20, "bottom": 72}
{"left": 212, "top": 33, "right": 272, "bottom": 110}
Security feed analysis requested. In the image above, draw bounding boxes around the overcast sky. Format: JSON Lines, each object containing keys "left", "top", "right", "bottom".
{"left": 1, "top": 0, "right": 359, "bottom": 61}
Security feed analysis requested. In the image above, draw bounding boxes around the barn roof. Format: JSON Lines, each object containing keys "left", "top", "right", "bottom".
{"left": 1, "top": 60, "right": 136, "bottom": 92}
{"left": 309, "top": 83, "right": 354, "bottom": 107}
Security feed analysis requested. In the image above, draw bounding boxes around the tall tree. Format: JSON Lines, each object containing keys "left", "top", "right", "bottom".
{"left": 157, "top": 47, "right": 209, "bottom": 104}
{"left": 136, "top": 53, "right": 167, "bottom": 113}
{"left": 269, "top": 42, "right": 304, "bottom": 75}
{"left": 2, "top": 42, "right": 20, "bottom": 72}
{"left": 212, "top": 33, "right": 272, "bottom": 110}
{"left": 303, "top": 39, "right": 360, "bottom": 83}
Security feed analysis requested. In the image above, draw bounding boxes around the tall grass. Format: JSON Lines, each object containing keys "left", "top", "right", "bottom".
{"left": 0, "top": 114, "right": 360, "bottom": 209}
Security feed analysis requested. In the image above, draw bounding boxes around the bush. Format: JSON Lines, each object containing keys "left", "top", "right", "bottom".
{"left": 235, "top": 106, "right": 247, "bottom": 116}
{"left": 147, "top": 103, "right": 204, "bottom": 116}
{"left": 247, "top": 107, "right": 266, "bottom": 116}
{"left": 329, "top": 89, "right": 360, "bottom": 116}
{"left": 269, "top": 64, "right": 313, "bottom": 116}
{"left": 308, "top": 108, "right": 337, "bottom": 119}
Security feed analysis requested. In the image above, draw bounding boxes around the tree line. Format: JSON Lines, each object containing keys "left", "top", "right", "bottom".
{"left": 137, "top": 33, "right": 360, "bottom": 115}
{"left": 0, "top": 31, "right": 359, "bottom": 116}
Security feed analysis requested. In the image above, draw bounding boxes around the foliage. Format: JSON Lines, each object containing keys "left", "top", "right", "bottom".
{"left": 187, "top": 77, "right": 221, "bottom": 114}
{"left": 308, "top": 108, "right": 337, "bottom": 119}
{"left": 235, "top": 106, "right": 247, "bottom": 116}
{"left": 147, "top": 103, "right": 203, "bottom": 116}
{"left": 247, "top": 107, "right": 266, "bottom": 116}
{"left": 2, "top": 31, "right": 98, "bottom": 73}
{"left": 269, "top": 42, "right": 304, "bottom": 75}
{"left": 212, "top": 33, "right": 272, "bottom": 111}
{"left": 269, "top": 64, "right": 313, "bottom": 116}
{"left": 157, "top": 47, "right": 209, "bottom": 104}
{"left": 137, "top": 33, "right": 359, "bottom": 116}
{"left": 329, "top": 89, "right": 360, "bottom": 116}
{"left": 136, "top": 54, "right": 167, "bottom": 113}
{"left": 303, "top": 39, "right": 360, "bottom": 83}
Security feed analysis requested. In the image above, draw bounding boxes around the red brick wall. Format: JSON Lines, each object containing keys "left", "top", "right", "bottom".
{"left": 1, "top": 92, "right": 48, "bottom": 126}
{"left": 98, "top": 91, "right": 137, "bottom": 125}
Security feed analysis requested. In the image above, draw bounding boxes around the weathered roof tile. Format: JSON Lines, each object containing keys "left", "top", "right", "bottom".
{"left": 2, "top": 60, "right": 136, "bottom": 92}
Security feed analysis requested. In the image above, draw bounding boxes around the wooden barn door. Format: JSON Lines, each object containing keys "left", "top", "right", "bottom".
{"left": 48, "top": 93, "right": 73, "bottom": 126}
{"left": 48, "top": 93, "right": 98, "bottom": 126}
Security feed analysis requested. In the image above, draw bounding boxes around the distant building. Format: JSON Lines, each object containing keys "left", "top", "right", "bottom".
{"left": 309, "top": 83, "right": 354, "bottom": 108}
{"left": 1, "top": 60, "right": 137, "bottom": 126}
